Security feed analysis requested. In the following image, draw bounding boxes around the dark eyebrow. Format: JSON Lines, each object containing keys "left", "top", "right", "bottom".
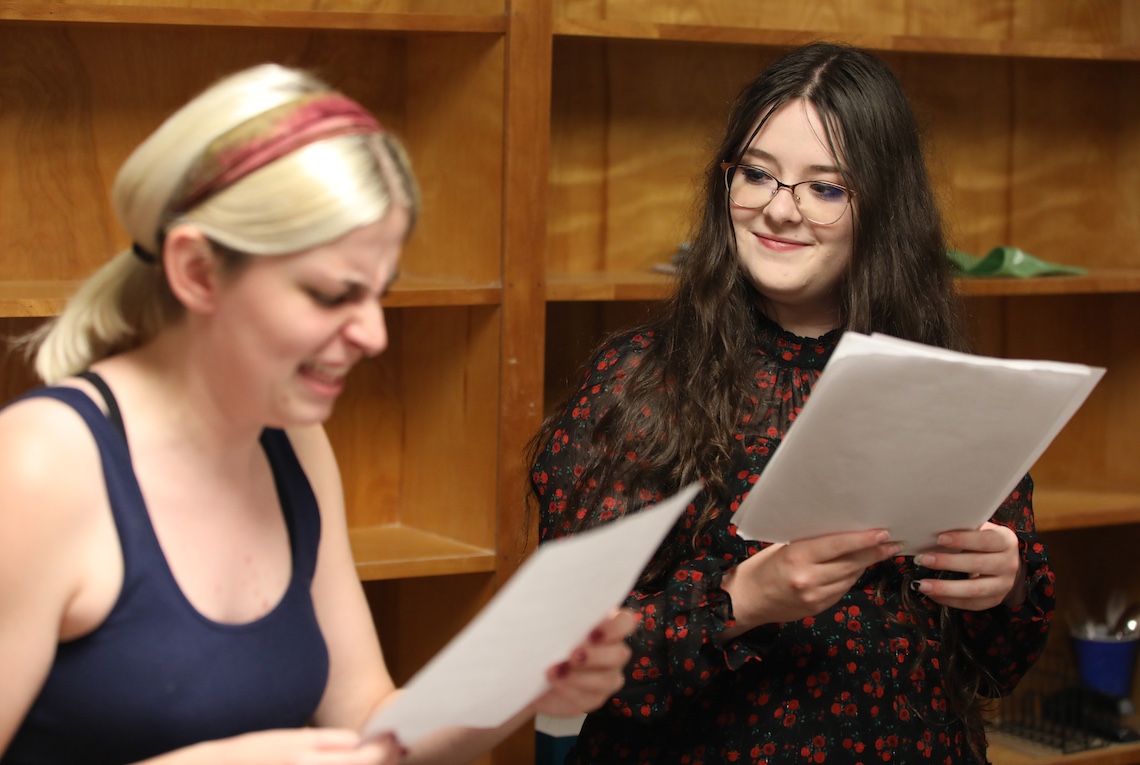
{"left": 741, "top": 148, "right": 842, "bottom": 175}
{"left": 337, "top": 268, "right": 400, "bottom": 299}
{"left": 340, "top": 282, "right": 370, "bottom": 301}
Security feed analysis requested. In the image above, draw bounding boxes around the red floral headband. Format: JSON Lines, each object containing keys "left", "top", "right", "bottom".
{"left": 172, "top": 92, "right": 383, "bottom": 213}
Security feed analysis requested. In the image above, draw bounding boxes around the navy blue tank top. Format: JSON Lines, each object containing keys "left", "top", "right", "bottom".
{"left": 2, "top": 386, "right": 330, "bottom": 765}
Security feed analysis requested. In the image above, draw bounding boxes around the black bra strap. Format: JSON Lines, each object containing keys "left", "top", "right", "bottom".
{"left": 76, "top": 370, "right": 128, "bottom": 447}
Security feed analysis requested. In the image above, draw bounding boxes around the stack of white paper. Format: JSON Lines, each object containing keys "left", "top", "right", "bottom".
{"left": 362, "top": 481, "right": 702, "bottom": 746}
{"left": 361, "top": 333, "right": 1102, "bottom": 747}
{"left": 733, "top": 332, "right": 1104, "bottom": 553}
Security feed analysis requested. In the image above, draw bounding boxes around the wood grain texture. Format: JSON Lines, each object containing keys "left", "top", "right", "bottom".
{"left": 0, "top": 318, "right": 47, "bottom": 396}
{"left": 548, "top": 40, "right": 773, "bottom": 278}
{"left": 990, "top": 739, "right": 1140, "bottom": 765}
{"left": 0, "top": 281, "right": 83, "bottom": 317}
{"left": 1, "top": 0, "right": 506, "bottom": 18}
{"left": 325, "top": 306, "right": 500, "bottom": 546}
{"left": 495, "top": 2, "right": 554, "bottom": 758}
{"left": 547, "top": 37, "right": 608, "bottom": 275}
{"left": 402, "top": 34, "right": 504, "bottom": 284}
{"left": 349, "top": 524, "right": 496, "bottom": 580}
{"left": 990, "top": 294, "right": 1140, "bottom": 493}
{"left": 0, "top": 26, "right": 504, "bottom": 282}
{"left": 555, "top": 0, "right": 1140, "bottom": 47}
{"left": 1032, "top": 487, "right": 1140, "bottom": 531}
{"left": 886, "top": 53, "right": 1013, "bottom": 258}
{"left": 956, "top": 270, "right": 1140, "bottom": 297}
{"left": 1010, "top": 59, "right": 1140, "bottom": 270}
{"left": 543, "top": 300, "right": 654, "bottom": 413}
{"left": 0, "top": 26, "right": 120, "bottom": 281}
{"left": 497, "top": 0, "right": 553, "bottom": 569}
{"left": 1011, "top": 0, "right": 1123, "bottom": 44}
{"left": 365, "top": 573, "right": 496, "bottom": 685}
{"left": 557, "top": 0, "right": 912, "bottom": 34}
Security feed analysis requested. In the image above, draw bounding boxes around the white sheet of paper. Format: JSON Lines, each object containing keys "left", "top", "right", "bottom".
{"left": 360, "top": 481, "right": 702, "bottom": 746}
{"left": 734, "top": 332, "right": 1103, "bottom": 553}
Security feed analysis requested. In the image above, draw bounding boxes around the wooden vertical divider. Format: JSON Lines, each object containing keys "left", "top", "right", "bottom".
{"left": 494, "top": 0, "right": 554, "bottom": 761}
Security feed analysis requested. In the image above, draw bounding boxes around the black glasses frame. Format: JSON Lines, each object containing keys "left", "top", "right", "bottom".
{"left": 720, "top": 162, "right": 854, "bottom": 225}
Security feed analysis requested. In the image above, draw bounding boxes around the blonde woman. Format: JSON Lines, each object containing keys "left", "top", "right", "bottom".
{"left": 0, "top": 64, "right": 633, "bottom": 765}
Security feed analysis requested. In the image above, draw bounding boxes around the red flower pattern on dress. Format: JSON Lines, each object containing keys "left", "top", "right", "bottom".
{"left": 532, "top": 314, "right": 1054, "bottom": 764}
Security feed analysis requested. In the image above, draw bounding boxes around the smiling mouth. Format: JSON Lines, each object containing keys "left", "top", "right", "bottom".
{"left": 756, "top": 233, "right": 809, "bottom": 249}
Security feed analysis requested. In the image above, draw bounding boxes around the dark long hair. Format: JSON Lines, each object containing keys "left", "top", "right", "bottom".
{"left": 530, "top": 43, "right": 995, "bottom": 758}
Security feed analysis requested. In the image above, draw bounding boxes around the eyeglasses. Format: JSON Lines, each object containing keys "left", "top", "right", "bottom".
{"left": 721, "top": 162, "right": 853, "bottom": 226}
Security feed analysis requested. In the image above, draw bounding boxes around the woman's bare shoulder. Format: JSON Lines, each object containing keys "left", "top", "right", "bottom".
{"left": 0, "top": 390, "right": 99, "bottom": 474}
{"left": 0, "top": 392, "right": 116, "bottom": 752}
{"left": 0, "top": 391, "right": 111, "bottom": 547}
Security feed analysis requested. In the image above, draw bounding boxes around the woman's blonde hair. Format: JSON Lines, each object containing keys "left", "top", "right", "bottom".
{"left": 29, "top": 63, "right": 418, "bottom": 383}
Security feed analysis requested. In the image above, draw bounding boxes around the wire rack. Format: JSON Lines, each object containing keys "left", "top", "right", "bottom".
{"left": 989, "top": 648, "right": 1122, "bottom": 755}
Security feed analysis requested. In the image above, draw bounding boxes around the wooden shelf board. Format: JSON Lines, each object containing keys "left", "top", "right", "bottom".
{"left": 349, "top": 523, "right": 496, "bottom": 581}
{"left": 12, "top": 268, "right": 1140, "bottom": 315}
{"left": 0, "top": 280, "right": 82, "bottom": 318}
{"left": 0, "top": 278, "right": 499, "bottom": 317}
{"left": 546, "top": 270, "right": 674, "bottom": 302}
{"left": 0, "top": 3, "right": 507, "bottom": 33}
{"left": 1033, "top": 487, "right": 1140, "bottom": 532}
{"left": 958, "top": 269, "right": 1140, "bottom": 297}
{"left": 386, "top": 276, "right": 502, "bottom": 307}
{"left": 553, "top": 19, "right": 1140, "bottom": 62}
{"left": 989, "top": 731, "right": 1140, "bottom": 765}
{"left": 546, "top": 268, "right": 1140, "bottom": 304}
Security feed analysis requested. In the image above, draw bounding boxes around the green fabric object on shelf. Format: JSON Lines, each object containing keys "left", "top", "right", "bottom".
{"left": 948, "top": 247, "right": 1087, "bottom": 278}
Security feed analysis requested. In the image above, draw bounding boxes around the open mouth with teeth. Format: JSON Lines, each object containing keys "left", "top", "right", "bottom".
{"left": 300, "top": 362, "right": 349, "bottom": 390}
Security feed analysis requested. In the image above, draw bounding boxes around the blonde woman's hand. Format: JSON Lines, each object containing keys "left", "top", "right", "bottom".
{"left": 911, "top": 522, "right": 1025, "bottom": 610}
{"left": 532, "top": 609, "right": 636, "bottom": 717}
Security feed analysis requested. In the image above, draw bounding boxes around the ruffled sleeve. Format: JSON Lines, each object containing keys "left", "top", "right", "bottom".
{"left": 531, "top": 332, "right": 771, "bottom": 720}
{"left": 601, "top": 552, "right": 768, "bottom": 721}
{"left": 957, "top": 474, "right": 1056, "bottom": 695}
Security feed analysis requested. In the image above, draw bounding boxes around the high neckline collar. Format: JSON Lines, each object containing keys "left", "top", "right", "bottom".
{"left": 754, "top": 308, "right": 841, "bottom": 370}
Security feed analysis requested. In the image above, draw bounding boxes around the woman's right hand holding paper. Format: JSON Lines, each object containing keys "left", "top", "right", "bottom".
{"left": 719, "top": 529, "right": 901, "bottom": 641}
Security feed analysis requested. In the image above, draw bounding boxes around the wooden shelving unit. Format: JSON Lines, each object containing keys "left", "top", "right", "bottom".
{"left": 3, "top": 1, "right": 1140, "bottom": 763}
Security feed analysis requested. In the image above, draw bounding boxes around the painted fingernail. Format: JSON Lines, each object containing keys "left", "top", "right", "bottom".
{"left": 589, "top": 627, "right": 605, "bottom": 643}
{"left": 913, "top": 554, "right": 927, "bottom": 567}
{"left": 555, "top": 661, "right": 571, "bottom": 678}
{"left": 910, "top": 580, "right": 924, "bottom": 592}
{"left": 875, "top": 531, "right": 891, "bottom": 543}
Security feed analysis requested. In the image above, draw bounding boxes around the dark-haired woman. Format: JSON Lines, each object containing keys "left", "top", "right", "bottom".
{"left": 530, "top": 42, "right": 1053, "bottom": 764}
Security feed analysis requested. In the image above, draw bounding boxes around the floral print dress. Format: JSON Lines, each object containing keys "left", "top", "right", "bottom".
{"left": 531, "top": 315, "right": 1055, "bottom": 765}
